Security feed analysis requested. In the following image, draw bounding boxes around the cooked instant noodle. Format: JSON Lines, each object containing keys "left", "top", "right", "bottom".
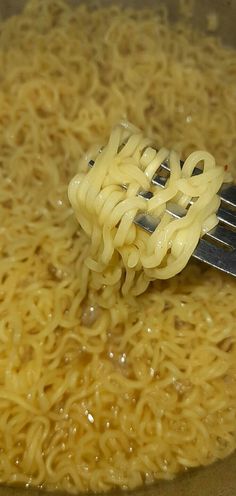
{"left": 0, "top": 0, "right": 236, "bottom": 494}
{"left": 68, "top": 121, "right": 225, "bottom": 294}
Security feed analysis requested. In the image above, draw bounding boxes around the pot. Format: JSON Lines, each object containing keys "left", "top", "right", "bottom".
{"left": 0, "top": 1, "right": 235, "bottom": 496}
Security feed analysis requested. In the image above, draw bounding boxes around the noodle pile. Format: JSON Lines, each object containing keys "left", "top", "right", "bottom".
{"left": 0, "top": 0, "right": 236, "bottom": 493}
{"left": 69, "top": 120, "right": 225, "bottom": 294}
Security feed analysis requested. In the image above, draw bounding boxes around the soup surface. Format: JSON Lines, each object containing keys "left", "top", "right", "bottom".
{"left": 0, "top": 0, "right": 236, "bottom": 493}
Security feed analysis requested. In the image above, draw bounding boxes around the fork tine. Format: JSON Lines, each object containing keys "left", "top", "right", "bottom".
{"left": 152, "top": 168, "right": 236, "bottom": 229}
{"left": 136, "top": 204, "right": 236, "bottom": 249}
{"left": 152, "top": 172, "right": 168, "bottom": 188}
{"left": 217, "top": 206, "right": 236, "bottom": 229}
{"left": 160, "top": 159, "right": 202, "bottom": 176}
{"left": 159, "top": 159, "right": 236, "bottom": 208}
{"left": 220, "top": 183, "right": 236, "bottom": 208}
{"left": 135, "top": 212, "right": 236, "bottom": 276}
{"left": 193, "top": 239, "right": 236, "bottom": 276}
{"left": 206, "top": 224, "right": 236, "bottom": 249}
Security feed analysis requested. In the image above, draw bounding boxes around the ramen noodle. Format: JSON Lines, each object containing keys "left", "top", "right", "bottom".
{"left": 68, "top": 120, "right": 225, "bottom": 294}
{"left": 0, "top": 0, "right": 236, "bottom": 493}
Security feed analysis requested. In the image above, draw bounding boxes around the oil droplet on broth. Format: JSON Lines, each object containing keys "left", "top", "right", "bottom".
{"left": 85, "top": 410, "right": 95, "bottom": 424}
{"left": 81, "top": 303, "right": 100, "bottom": 327}
{"left": 119, "top": 353, "right": 127, "bottom": 364}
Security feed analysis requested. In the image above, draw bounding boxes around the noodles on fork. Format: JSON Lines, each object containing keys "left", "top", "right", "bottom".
{"left": 69, "top": 121, "right": 225, "bottom": 295}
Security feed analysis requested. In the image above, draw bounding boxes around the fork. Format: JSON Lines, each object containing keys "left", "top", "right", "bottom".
{"left": 135, "top": 160, "right": 236, "bottom": 277}
{"left": 88, "top": 157, "right": 236, "bottom": 277}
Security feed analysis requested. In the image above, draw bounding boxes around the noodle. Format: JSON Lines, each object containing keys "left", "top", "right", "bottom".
{"left": 0, "top": 0, "right": 235, "bottom": 493}
{"left": 68, "top": 120, "right": 225, "bottom": 294}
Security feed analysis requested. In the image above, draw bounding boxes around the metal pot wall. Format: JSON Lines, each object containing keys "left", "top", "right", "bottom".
{"left": 0, "top": 1, "right": 235, "bottom": 496}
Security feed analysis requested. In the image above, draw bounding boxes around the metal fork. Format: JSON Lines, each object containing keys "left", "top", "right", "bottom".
{"left": 88, "top": 157, "right": 236, "bottom": 277}
{"left": 135, "top": 160, "right": 236, "bottom": 277}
